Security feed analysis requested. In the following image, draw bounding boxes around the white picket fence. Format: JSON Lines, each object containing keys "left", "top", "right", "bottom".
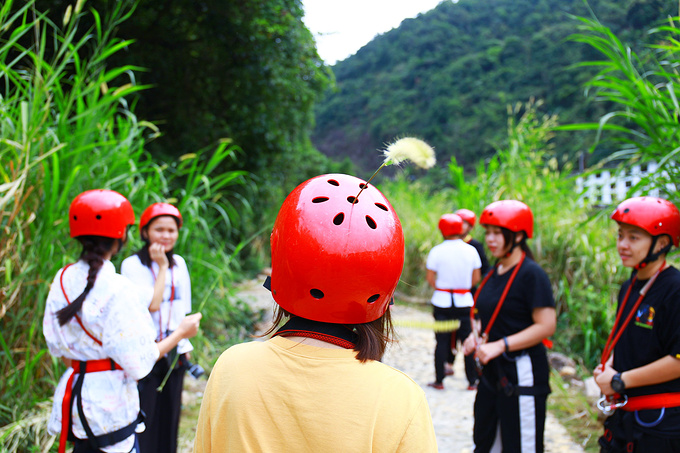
{"left": 575, "top": 161, "right": 673, "bottom": 206}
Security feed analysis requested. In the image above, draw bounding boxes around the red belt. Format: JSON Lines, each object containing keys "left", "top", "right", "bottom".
{"left": 621, "top": 392, "right": 680, "bottom": 411}
{"left": 436, "top": 288, "right": 470, "bottom": 294}
{"left": 60, "top": 359, "right": 122, "bottom": 453}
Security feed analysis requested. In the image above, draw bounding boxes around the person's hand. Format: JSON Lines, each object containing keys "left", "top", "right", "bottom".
{"left": 594, "top": 363, "right": 618, "bottom": 396}
{"left": 176, "top": 313, "right": 202, "bottom": 339}
{"left": 463, "top": 334, "right": 477, "bottom": 355}
{"left": 149, "top": 242, "right": 169, "bottom": 269}
{"left": 475, "top": 340, "right": 504, "bottom": 365}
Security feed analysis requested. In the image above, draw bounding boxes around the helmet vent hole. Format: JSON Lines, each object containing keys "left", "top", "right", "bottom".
{"left": 327, "top": 179, "right": 339, "bottom": 186}
{"left": 365, "top": 216, "right": 377, "bottom": 229}
{"left": 312, "top": 197, "right": 329, "bottom": 203}
{"left": 375, "top": 203, "right": 388, "bottom": 211}
{"left": 310, "top": 289, "right": 324, "bottom": 299}
{"left": 367, "top": 294, "right": 380, "bottom": 303}
{"left": 359, "top": 183, "right": 368, "bottom": 189}
{"left": 347, "top": 196, "right": 358, "bottom": 204}
{"left": 96, "top": 215, "right": 102, "bottom": 220}
{"left": 333, "top": 213, "right": 345, "bottom": 225}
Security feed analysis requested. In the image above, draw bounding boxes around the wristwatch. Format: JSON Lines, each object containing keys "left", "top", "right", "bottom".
{"left": 611, "top": 373, "right": 626, "bottom": 394}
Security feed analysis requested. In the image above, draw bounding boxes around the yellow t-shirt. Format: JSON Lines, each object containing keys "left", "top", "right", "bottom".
{"left": 193, "top": 336, "right": 437, "bottom": 452}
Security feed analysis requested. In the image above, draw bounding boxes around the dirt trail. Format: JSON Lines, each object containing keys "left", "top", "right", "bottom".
{"left": 179, "top": 277, "right": 584, "bottom": 452}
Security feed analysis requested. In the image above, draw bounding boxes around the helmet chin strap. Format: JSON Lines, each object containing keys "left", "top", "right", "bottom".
{"left": 636, "top": 236, "right": 672, "bottom": 270}
{"left": 504, "top": 232, "right": 519, "bottom": 258}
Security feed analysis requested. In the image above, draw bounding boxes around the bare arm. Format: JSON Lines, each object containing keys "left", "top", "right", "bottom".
{"left": 472, "top": 268, "right": 481, "bottom": 287}
{"left": 156, "top": 313, "right": 202, "bottom": 358}
{"left": 426, "top": 269, "right": 437, "bottom": 289}
{"left": 595, "top": 355, "right": 680, "bottom": 396}
{"left": 148, "top": 243, "right": 169, "bottom": 312}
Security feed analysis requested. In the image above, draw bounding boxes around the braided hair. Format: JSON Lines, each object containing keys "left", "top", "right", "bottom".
{"left": 55, "top": 236, "right": 118, "bottom": 326}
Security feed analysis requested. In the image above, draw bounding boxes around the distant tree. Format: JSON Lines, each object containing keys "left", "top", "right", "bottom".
{"left": 38, "top": 0, "right": 334, "bottom": 184}
{"left": 312, "top": 0, "right": 675, "bottom": 174}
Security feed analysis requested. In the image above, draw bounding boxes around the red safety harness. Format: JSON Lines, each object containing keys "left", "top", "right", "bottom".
{"left": 599, "top": 263, "right": 680, "bottom": 414}
{"left": 470, "top": 252, "right": 526, "bottom": 340}
{"left": 436, "top": 288, "right": 471, "bottom": 294}
{"left": 149, "top": 265, "right": 175, "bottom": 341}
{"left": 58, "top": 264, "right": 142, "bottom": 453}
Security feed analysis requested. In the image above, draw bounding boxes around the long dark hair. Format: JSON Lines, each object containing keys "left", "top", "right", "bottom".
{"left": 56, "top": 236, "right": 119, "bottom": 326}
{"left": 262, "top": 307, "right": 395, "bottom": 363}
{"left": 135, "top": 215, "right": 179, "bottom": 268}
{"left": 500, "top": 227, "right": 534, "bottom": 260}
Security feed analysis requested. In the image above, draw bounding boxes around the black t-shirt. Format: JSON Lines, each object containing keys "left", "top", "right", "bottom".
{"left": 476, "top": 256, "right": 554, "bottom": 341}
{"left": 613, "top": 265, "right": 680, "bottom": 397}
{"left": 611, "top": 266, "right": 680, "bottom": 437}
{"left": 474, "top": 256, "right": 554, "bottom": 388}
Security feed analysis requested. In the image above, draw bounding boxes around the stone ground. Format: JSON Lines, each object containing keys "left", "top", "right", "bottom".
{"left": 179, "top": 277, "right": 584, "bottom": 452}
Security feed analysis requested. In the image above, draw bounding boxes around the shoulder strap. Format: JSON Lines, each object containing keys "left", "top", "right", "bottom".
{"left": 60, "top": 263, "right": 102, "bottom": 346}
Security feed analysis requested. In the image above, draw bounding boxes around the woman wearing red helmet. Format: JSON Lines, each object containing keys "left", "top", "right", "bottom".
{"left": 594, "top": 196, "right": 680, "bottom": 453}
{"left": 193, "top": 174, "right": 437, "bottom": 452}
{"left": 426, "top": 213, "right": 482, "bottom": 390}
{"left": 43, "top": 190, "right": 201, "bottom": 453}
{"left": 121, "top": 202, "right": 196, "bottom": 453}
{"left": 462, "top": 200, "right": 556, "bottom": 453}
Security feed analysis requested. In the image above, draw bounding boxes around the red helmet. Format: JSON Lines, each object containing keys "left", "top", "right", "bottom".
{"left": 69, "top": 190, "right": 135, "bottom": 239}
{"left": 438, "top": 214, "right": 464, "bottom": 237}
{"left": 611, "top": 197, "right": 680, "bottom": 247}
{"left": 270, "top": 174, "right": 405, "bottom": 324}
{"left": 139, "top": 203, "right": 183, "bottom": 231}
{"left": 480, "top": 200, "right": 533, "bottom": 238}
{"left": 455, "top": 208, "right": 477, "bottom": 227}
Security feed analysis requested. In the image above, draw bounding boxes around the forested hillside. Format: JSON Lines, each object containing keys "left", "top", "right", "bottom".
{"left": 312, "top": 0, "right": 674, "bottom": 173}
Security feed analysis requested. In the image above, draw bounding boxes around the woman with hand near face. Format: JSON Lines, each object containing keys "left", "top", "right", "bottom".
{"left": 462, "top": 200, "right": 556, "bottom": 453}
{"left": 121, "top": 203, "right": 196, "bottom": 453}
{"left": 594, "top": 197, "right": 680, "bottom": 453}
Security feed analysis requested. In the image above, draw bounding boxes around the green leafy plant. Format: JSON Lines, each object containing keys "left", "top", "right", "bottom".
{"left": 0, "top": 1, "right": 254, "bottom": 450}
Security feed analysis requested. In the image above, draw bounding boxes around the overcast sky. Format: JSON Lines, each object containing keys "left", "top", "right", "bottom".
{"left": 302, "top": 0, "right": 447, "bottom": 65}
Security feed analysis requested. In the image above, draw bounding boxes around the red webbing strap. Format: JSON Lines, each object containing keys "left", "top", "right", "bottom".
{"left": 436, "top": 288, "right": 471, "bottom": 294}
{"left": 59, "top": 359, "right": 122, "bottom": 453}
{"left": 470, "top": 252, "right": 526, "bottom": 339}
{"left": 622, "top": 392, "right": 680, "bottom": 411}
{"left": 59, "top": 264, "right": 102, "bottom": 346}
{"left": 149, "top": 265, "right": 175, "bottom": 340}
{"left": 276, "top": 330, "right": 355, "bottom": 349}
{"left": 600, "top": 263, "right": 665, "bottom": 367}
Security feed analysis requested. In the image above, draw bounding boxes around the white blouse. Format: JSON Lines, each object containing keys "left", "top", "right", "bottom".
{"left": 120, "top": 253, "right": 193, "bottom": 354}
{"left": 43, "top": 260, "right": 159, "bottom": 452}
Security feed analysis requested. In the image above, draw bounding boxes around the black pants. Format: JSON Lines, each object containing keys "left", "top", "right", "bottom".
{"left": 474, "top": 376, "right": 547, "bottom": 453}
{"left": 73, "top": 435, "right": 138, "bottom": 452}
{"left": 434, "top": 306, "right": 478, "bottom": 385}
{"left": 137, "top": 356, "right": 185, "bottom": 453}
{"left": 599, "top": 410, "right": 680, "bottom": 453}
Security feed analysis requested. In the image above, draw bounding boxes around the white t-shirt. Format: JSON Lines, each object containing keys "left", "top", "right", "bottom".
{"left": 121, "top": 254, "right": 193, "bottom": 354}
{"left": 426, "top": 239, "right": 481, "bottom": 308}
{"left": 43, "top": 260, "right": 159, "bottom": 452}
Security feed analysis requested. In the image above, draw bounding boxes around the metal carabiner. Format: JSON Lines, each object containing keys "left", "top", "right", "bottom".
{"left": 597, "top": 395, "right": 628, "bottom": 415}
{"left": 635, "top": 408, "right": 665, "bottom": 428}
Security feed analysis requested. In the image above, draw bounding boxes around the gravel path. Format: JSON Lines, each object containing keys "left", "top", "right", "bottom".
{"left": 180, "top": 277, "right": 584, "bottom": 452}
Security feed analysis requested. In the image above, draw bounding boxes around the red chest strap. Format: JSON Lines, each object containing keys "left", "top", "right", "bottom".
{"left": 59, "top": 264, "right": 102, "bottom": 346}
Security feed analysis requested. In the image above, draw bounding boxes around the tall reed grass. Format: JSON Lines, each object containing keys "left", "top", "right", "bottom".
{"left": 0, "top": 1, "right": 255, "bottom": 449}
{"left": 384, "top": 100, "right": 627, "bottom": 371}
